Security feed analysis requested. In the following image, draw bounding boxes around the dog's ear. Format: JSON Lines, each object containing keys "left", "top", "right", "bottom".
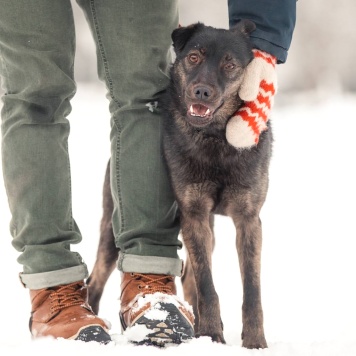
{"left": 172, "top": 23, "right": 204, "bottom": 53}
{"left": 231, "top": 19, "right": 256, "bottom": 36}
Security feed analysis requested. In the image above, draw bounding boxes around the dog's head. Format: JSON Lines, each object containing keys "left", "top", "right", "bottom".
{"left": 171, "top": 21, "right": 255, "bottom": 129}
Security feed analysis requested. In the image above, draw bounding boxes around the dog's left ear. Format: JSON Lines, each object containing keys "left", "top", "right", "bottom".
{"left": 172, "top": 22, "right": 204, "bottom": 53}
{"left": 231, "top": 19, "right": 256, "bottom": 36}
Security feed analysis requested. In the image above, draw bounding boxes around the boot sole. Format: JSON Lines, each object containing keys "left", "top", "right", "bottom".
{"left": 30, "top": 316, "right": 112, "bottom": 344}
{"left": 120, "top": 302, "right": 194, "bottom": 347}
{"left": 74, "top": 325, "right": 112, "bottom": 344}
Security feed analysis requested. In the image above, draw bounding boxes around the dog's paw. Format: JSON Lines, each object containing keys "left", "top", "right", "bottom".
{"left": 196, "top": 331, "right": 226, "bottom": 344}
{"left": 242, "top": 334, "right": 267, "bottom": 349}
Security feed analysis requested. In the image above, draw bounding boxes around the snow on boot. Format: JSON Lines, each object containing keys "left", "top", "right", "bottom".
{"left": 119, "top": 272, "right": 194, "bottom": 346}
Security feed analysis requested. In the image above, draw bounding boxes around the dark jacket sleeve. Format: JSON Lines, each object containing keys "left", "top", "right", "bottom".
{"left": 228, "top": 0, "right": 297, "bottom": 63}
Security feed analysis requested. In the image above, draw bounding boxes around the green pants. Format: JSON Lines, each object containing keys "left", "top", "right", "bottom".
{"left": 0, "top": 0, "right": 182, "bottom": 290}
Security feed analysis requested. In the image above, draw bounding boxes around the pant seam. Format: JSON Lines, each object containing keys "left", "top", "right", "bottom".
{"left": 89, "top": 0, "right": 125, "bottom": 233}
{"left": 65, "top": 140, "right": 73, "bottom": 230}
{"left": 115, "top": 129, "right": 125, "bottom": 234}
{"left": 89, "top": 0, "right": 121, "bottom": 109}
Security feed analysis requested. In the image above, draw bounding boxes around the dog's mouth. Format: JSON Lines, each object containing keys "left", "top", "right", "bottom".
{"left": 189, "top": 104, "right": 211, "bottom": 118}
{"left": 186, "top": 103, "right": 214, "bottom": 127}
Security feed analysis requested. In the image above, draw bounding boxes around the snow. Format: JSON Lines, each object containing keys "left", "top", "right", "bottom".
{"left": 134, "top": 292, "right": 193, "bottom": 318}
{"left": 138, "top": 305, "right": 168, "bottom": 322}
{"left": 123, "top": 324, "right": 151, "bottom": 344}
{"left": 1, "top": 83, "right": 356, "bottom": 355}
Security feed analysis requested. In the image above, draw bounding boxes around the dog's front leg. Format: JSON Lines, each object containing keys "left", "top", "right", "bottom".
{"left": 182, "top": 214, "right": 215, "bottom": 333}
{"left": 181, "top": 209, "right": 225, "bottom": 343}
{"left": 234, "top": 214, "right": 267, "bottom": 349}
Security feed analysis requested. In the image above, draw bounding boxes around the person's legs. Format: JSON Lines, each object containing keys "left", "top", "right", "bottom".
{"left": 0, "top": 0, "right": 86, "bottom": 288}
{"left": 76, "top": 0, "right": 194, "bottom": 344}
{"left": 77, "top": 0, "right": 182, "bottom": 275}
{"left": 0, "top": 0, "right": 110, "bottom": 342}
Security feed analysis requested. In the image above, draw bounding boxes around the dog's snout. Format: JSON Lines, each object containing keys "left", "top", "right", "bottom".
{"left": 194, "top": 86, "right": 211, "bottom": 101}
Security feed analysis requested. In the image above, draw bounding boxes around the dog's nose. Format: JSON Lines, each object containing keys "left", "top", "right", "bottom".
{"left": 194, "top": 86, "right": 211, "bottom": 100}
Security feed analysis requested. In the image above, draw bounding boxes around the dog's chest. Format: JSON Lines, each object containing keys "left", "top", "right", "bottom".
{"left": 185, "top": 142, "right": 249, "bottom": 186}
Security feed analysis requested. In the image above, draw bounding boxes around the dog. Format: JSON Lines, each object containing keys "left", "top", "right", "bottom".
{"left": 87, "top": 21, "right": 271, "bottom": 349}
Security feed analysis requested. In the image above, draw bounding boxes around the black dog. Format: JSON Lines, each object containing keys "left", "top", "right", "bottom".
{"left": 88, "top": 21, "right": 271, "bottom": 349}
{"left": 161, "top": 21, "right": 271, "bottom": 349}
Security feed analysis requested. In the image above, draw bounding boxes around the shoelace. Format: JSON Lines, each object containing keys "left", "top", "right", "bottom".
{"left": 49, "top": 282, "right": 85, "bottom": 313}
{"left": 133, "top": 273, "right": 174, "bottom": 294}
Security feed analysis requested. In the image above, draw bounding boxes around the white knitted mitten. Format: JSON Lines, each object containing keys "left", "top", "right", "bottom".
{"left": 226, "top": 49, "right": 277, "bottom": 149}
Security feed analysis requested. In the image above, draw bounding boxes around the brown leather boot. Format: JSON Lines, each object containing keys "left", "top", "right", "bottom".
{"left": 120, "top": 273, "right": 194, "bottom": 346}
{"left": 30, "top": 281, "right": 111, "bottom": 343}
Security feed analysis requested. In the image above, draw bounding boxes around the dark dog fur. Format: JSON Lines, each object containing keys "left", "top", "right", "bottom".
{"left": 87, "top": 21, "right": 272, "bottom": 349}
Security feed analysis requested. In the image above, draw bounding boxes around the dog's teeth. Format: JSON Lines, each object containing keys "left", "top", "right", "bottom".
{"left": 189, "top": 105, "right": 210, "bottom": 118}
{"left": 190, "top": 105, "right": 199, "bottom": 116}
{"left": 189, "top": 105, "right": 196, "bottom": 116}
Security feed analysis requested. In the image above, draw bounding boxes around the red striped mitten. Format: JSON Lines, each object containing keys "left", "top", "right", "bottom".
{"left": 226, "top": 49, "right": 277, "bottom": 149}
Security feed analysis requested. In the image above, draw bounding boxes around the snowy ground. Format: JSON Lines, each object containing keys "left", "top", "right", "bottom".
{"left": 1, "top": 83, "right": 356, "bottom": 355}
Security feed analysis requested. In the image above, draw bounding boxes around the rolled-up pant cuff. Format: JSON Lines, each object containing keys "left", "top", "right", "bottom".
{"left": 19, "top": 264, "right": 88, "bottom": 290}
{"left": 118, "top": 252, "right": 183, "bottom": 277}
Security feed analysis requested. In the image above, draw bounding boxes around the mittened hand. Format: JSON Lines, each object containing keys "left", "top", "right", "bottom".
{"left": 226, "top": 49, "right": 277, "bottom": 149}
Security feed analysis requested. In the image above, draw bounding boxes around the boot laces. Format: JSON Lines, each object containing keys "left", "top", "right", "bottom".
{"left": 133, "top": 273, "right": 174, "bottom": 294}
{"left": 49, "top": 282, "right": 85, "bottom": 313}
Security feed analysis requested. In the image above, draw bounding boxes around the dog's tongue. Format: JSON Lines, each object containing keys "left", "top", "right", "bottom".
{"left": 189, "top": 104, "right": 210, "bottom": 117}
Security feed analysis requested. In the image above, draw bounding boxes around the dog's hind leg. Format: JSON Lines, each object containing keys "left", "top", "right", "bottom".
{"left": 231, "top": 195, "right": 267, "bottom": 349}
{"left": 181, "top": 214, "right": 215, "bottom": 333}
{"left": 87, "top": 160, "right": 118, "bottom": 315}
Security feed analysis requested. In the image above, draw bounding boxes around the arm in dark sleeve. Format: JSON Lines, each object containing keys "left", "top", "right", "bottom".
{"left": 228, "top": 0, "right": 297, "bottom": 63}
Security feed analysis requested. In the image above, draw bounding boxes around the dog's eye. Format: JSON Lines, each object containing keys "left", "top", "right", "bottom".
{"left": 225, "top": 63, "right": 236, "bottom": 71}
{"left": 188, "top": 53, "right": 200, "bottom": 64}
